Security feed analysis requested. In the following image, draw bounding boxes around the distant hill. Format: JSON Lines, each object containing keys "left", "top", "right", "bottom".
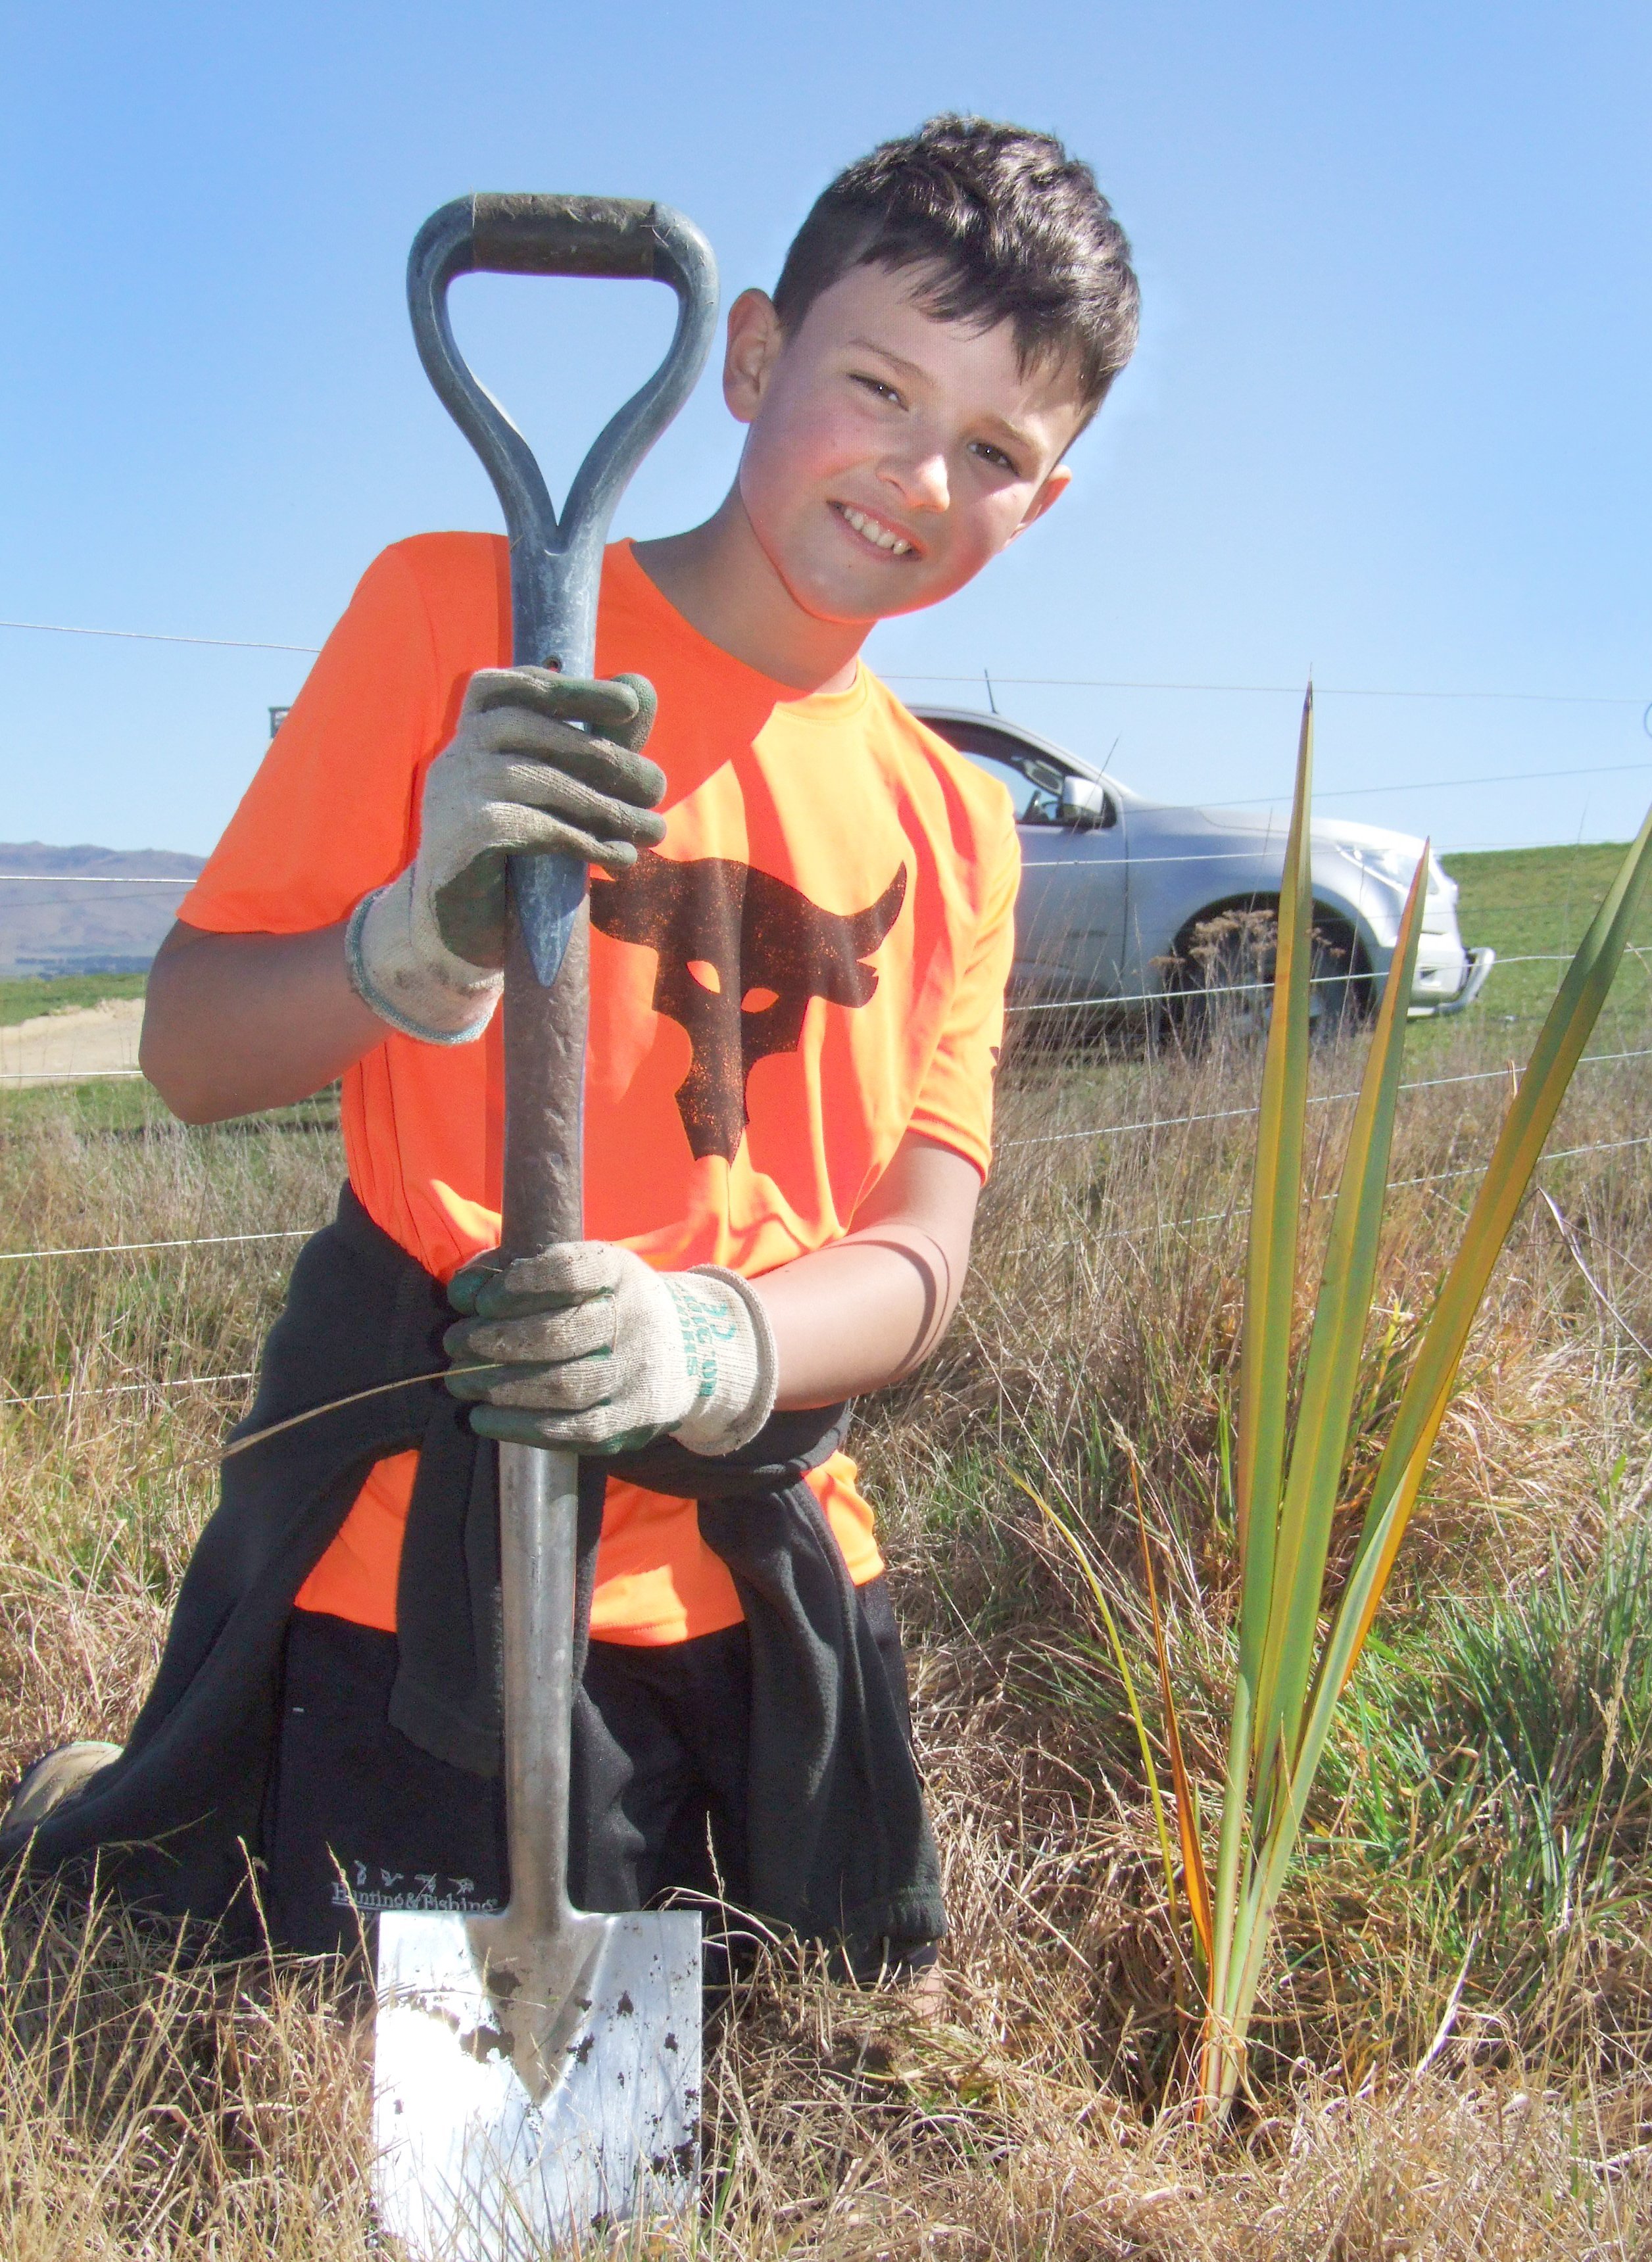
{"left": 0, "top": 842, "right": 205, "bottom": 976}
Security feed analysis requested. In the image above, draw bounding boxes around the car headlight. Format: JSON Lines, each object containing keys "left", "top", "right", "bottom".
{"left": 1428, "top": 855, "right": 1457, "bottom": 902}
{"left": 1347, "top": 844, "right": 1421, "bottom": 891}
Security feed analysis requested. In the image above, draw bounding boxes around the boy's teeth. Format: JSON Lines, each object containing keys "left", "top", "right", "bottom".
{"left": 842, "top": 505, "right": 911, "bottom": 556}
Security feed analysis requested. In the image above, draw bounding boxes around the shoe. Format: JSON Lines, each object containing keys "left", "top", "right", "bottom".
{"left": 0, "top": 1741, "right": 123, "bottom": 1854}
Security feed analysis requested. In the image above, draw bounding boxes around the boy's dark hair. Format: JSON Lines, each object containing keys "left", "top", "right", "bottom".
{"left": 773, "top": 115, "right": 1138, "bottom": 420}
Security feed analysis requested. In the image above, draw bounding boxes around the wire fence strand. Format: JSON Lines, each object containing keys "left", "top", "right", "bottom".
{"left": 2, "top": 1371, "right": 258, "bottom": 1410}
{"left": 0, "top": 618, "right": 319, "bottom": 654}
{"left": 9, "top": 1125, "right": 1649, "bottom": 1409}
{"left": 0, "top": 1069, "right": 147, "bottom": 1084}
{"left": 999, "top": 1045, "right": 1652, "bottom": 1151}
{"left": 3, "top": 1040, "right": 1646, "bottom": 1263}
{"left": 0, "top": 1228, "right": 316, "bottom": 1264}
{"left": 3, "top": 616, "right": 1640, "bottom": 704}
{"left": 887, "top": 672, "right": 1650, "bottom": 708}
{"left": 1004, "top": 1131, "right": 1652, "bottom": 1264}
{"left": 1003, "top": 949, "right": 1629, "bottom": 1017}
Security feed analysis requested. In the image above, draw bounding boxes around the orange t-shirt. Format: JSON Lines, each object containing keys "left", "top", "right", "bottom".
{"left": 180, "top": 534, "right": 1018, "bottom": 1645}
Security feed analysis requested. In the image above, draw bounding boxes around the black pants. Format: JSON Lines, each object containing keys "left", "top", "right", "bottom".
{"left": 264, "top": 1578, "right": 926, "bottom": 1975}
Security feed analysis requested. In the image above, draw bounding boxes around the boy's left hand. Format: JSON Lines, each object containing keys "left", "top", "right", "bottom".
{"left": 444, "top": 1242, "right": 778, "bottom": 1458}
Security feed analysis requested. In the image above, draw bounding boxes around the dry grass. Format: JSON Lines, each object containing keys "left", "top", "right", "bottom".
{"left": 3, "top": 990, "right": 1652, "bottom": 2257}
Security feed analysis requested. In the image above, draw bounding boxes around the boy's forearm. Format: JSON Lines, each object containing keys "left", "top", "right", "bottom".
{"left": 140, "top": 920, "right": 388, "bottom": 1122}
{"left": 753, "top": 1138, "right": 981, "bottom": 1407}
{"left": 755, "top": 1230, "right": 966, "bottom": 1406}
{"left": 143, "top": 928, "right": 978, "bottom": 1397}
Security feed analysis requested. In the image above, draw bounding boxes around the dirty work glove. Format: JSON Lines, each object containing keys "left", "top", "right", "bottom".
{"left": 346, "top": 669, "right": 665, "bottom": 1044}
{"left": 445, "top": 1242, "right": 780, "bottom": 1458}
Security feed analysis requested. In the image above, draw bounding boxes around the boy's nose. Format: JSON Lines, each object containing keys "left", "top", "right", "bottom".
{"left": 879, "top": 447, "right": 950, "bottom": 515}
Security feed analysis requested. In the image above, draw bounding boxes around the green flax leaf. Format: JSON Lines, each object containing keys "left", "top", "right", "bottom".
{"left": 1209, "top": 685, "right": 1315, "bottom": 2090}
{"left": 1248, "top": 846, "right": 1428, "bottom": 1823}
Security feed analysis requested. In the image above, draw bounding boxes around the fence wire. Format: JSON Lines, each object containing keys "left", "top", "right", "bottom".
{"left": 3, "top": 1046, "right": 1645, "bottom": 1265}
{"left": 1001, "top": 950, "right": 1599, "bottom": 1019}
{"left": 1004, "top": 1130, "right": 1652, "bottom": 1265}
{"left": 3, "top": 615, "right": 1642, "bottom": 706}
{"left": 1000, "top": 1044, "right": 1652, "bottom": 1151}
{"left": 3, "top": 875, "right": 1647, "bottom": 1406}
{"left": 6, "top": 1124, "right": 1648, "bottom": 1410}
{"left": 0, "top": 1227, "right": 314, "bottom": 1264}
{"left": 3, "top": 1371, "right": 258, "bottom": 1410}
{"left": 0, "top": 1069, "right": 147, "bottom": 1084}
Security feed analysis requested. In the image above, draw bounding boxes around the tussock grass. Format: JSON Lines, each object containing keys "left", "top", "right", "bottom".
{"left": 3, "top": 969, "right": 1652, "bottom": 2251}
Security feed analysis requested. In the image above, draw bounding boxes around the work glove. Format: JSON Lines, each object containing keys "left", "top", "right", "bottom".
{"left": 444, "top": 1241, "right": 780, "bottom": 1458}
{"left": 346, "top": 669, "right": 666, "bottom": 1043}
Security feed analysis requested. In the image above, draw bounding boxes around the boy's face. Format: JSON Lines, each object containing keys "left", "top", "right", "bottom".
{"left": 724, "top": 262, "right": 1088, "bottom": 629}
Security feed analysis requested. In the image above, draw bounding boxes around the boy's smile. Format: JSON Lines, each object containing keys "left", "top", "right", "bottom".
{"left": 635, "top": 262, "right": 1089, "bottom": 692}
{"left": 832, "top": 502, "right": 918, "bottom": 558}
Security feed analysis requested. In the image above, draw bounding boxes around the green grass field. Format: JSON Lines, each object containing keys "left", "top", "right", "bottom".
{"left": 1444, "top": 838, "right": 1652, "bottom": 1026}
{"left": 1447, "top": 839, "right": 1644, "bottom": 953}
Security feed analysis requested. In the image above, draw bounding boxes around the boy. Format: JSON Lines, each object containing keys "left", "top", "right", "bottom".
{"left": 7, "top": 116, "right": 1136, "bottom": 1979}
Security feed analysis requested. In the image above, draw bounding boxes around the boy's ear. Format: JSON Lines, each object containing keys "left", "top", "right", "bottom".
{"left": 1008, "top": 461, "right": 1074, "bottom": 543}
{"left": 723, "top": 289, "right": 787, "bottom": 426}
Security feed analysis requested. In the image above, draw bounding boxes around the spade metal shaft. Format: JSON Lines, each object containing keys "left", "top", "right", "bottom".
{"left": 373, "top": 190, "right": 718, "bottom": 2258}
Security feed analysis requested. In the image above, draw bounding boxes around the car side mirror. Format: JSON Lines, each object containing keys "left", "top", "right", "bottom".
{"left": 1059, "top": 777, "right": 1113, "bottom": 830}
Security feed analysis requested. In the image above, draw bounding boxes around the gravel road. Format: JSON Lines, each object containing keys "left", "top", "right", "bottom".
{"left": 0, "top": 998, "right": 146, "bottom": 1086}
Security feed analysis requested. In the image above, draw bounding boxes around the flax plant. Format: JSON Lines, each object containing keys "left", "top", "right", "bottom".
{"left": 1187, "top": 691, "right": 1652, "bottom": 2116}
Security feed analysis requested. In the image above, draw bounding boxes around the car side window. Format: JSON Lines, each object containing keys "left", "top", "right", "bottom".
{"left": 957, "top": 749, "right": 1064, "bottom": 826}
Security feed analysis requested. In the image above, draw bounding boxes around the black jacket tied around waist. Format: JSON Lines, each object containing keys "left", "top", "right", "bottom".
{"left": 20, "top": 1186, "right": 944, "bottom": 1961}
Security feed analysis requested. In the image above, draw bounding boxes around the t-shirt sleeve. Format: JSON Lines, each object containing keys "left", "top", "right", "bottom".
{"left": 905, "top": 806, "right": 1020, "bottom": 1180}
{"left": 179, "top": 544, "right": 441, "bottom": 934}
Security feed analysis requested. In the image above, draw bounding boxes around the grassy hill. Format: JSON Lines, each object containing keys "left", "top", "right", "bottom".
{"left": 1442, "top": 838, "right": 1652, "bottom": 1025}
{"left": 1446, "top": 838, "right": 1647, "bottom": 954}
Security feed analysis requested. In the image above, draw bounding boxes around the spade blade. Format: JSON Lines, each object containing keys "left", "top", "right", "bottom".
{"left": 374, "top": 1907, "right": 702, "bottom": 2260}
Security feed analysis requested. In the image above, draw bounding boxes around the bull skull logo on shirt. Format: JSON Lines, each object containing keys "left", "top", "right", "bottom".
{"left": 589, "top": 852, "right": 909, "bottom": 1163}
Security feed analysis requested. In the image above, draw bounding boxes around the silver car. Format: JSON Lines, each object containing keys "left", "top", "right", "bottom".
{"left": 915, "top": 706, "right": 1495, "bottom": 1026}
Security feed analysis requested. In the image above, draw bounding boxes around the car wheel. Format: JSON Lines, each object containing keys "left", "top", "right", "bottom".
{"left": 1171, "top": 907, "right": 1369, "bottom": 1047}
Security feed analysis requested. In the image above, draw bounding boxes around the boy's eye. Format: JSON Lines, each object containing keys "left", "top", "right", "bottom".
{"left": 971, "top": 440, "right": 1017, "bottom": 473}
{"left": 850, "top": 373, "right": 904, "bottom": 406}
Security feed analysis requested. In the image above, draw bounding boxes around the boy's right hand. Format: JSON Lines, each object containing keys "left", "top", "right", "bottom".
{"left": 345, "top": 667, "right": 666, "bottom": 1044}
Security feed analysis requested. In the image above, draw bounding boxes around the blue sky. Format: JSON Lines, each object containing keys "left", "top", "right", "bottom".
{"left": 3, "top": 1, "right": 1647, "bottom": 857}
